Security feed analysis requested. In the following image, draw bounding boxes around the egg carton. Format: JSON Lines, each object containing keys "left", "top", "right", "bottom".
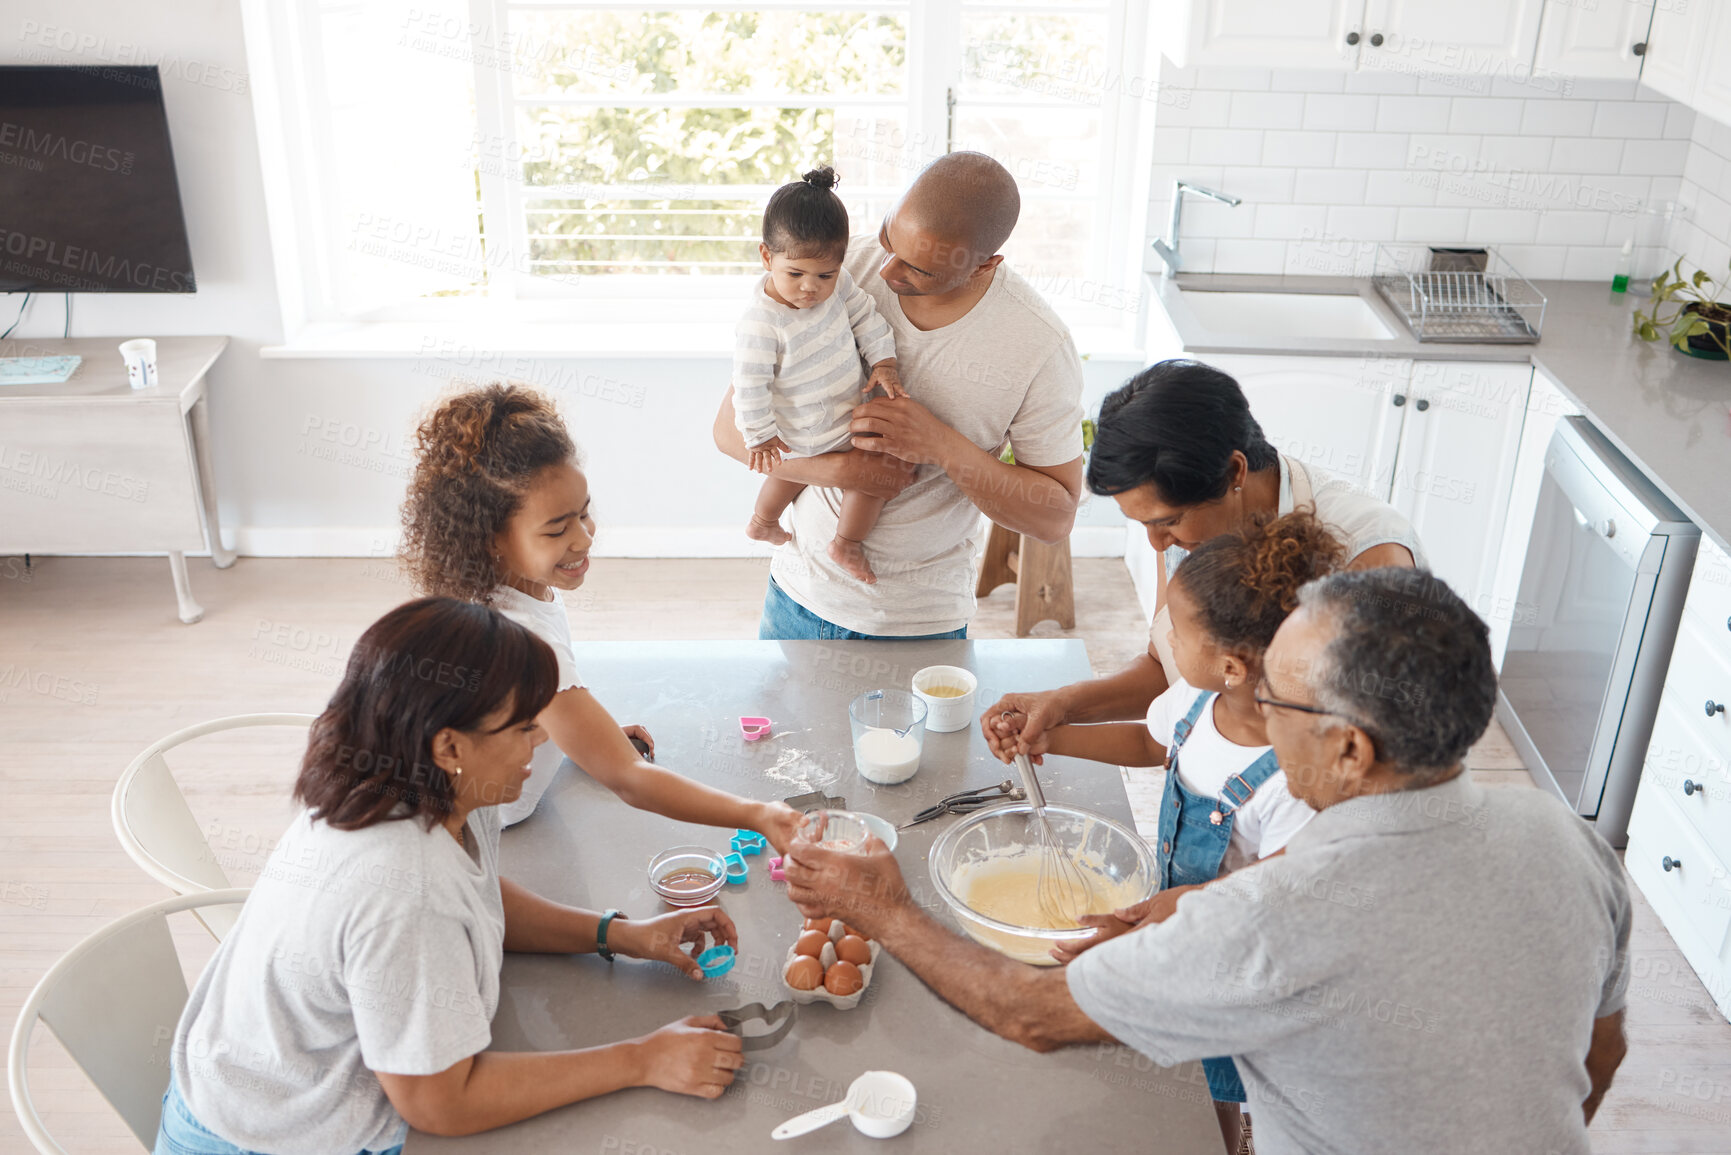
{"left": 780, "top": 920, "right": 882, "bottom": 1010}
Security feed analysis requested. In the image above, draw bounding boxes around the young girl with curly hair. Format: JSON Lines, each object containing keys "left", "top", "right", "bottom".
{"left": 1006, "top": 510, "right": 1346, "bottom": 1155}
{"left": 400, "top": 383, "right": 802, "bottom": 849}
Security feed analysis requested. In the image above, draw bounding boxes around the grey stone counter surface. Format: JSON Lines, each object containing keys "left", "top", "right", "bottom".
{"left": 405, "top": 639, "right": 1221, "bottom": 1154}
{"left": 1153, "top": 274, "right": 1731, "bottom": 554}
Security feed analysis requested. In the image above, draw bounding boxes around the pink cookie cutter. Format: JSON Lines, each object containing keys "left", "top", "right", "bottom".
{"left": 769, "top": 855, "right": 787, "bottom": 882}
{"left": 740, "top": 716, "right": 772, "bottom": 741}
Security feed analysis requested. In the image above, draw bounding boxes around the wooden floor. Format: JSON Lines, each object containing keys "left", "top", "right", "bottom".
{"left": 2, "top": 555, "right": 1727, "bottom": 1152}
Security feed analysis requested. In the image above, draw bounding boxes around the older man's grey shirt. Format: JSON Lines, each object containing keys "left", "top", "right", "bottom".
{"left": 1069, "top": 774, "right": 1630, "bottom": 1155}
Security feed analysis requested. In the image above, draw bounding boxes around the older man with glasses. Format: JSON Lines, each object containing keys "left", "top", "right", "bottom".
{"left": 785, "top": 568, "right": 1631, "bottom": 1155}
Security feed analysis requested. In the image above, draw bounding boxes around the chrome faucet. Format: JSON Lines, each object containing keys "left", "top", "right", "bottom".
{"left": 1151, "top": 180, "right": 1242, "bottom": 275}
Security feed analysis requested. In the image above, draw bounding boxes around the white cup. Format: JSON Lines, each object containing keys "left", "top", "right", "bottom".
{"left": 911, "top": 665, "right": 977, "bottom": 733}
{"left": 772, "top": 1070, "right": 917, "bottom": 1141}
{"left": 118, "top": 339, "right": 158, "bottom": 390}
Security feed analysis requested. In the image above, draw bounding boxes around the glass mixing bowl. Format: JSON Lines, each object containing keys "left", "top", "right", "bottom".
{"left": 928, "top": 803, "right": 1158, "bottom": 965}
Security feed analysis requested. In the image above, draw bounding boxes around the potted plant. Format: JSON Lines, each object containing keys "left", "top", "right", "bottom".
{"left": 1634, "top": 259, "right": 1731, "bottom": 361}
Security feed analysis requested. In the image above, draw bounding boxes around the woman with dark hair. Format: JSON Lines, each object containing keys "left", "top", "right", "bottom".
{"left": 984, "top": 358, "right": 1425, "bottom": 763}
{"left": 156, "top": 598, "right": 744, "bottom": 1155}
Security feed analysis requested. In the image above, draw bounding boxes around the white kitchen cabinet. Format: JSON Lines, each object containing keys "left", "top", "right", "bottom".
{"left": 1533, "top": 0, "right": 1655, "bottom": 81}
{"left": 1185, "top": 0, "right": 1363, "bottom": 69}
{"left": 1638, "top": 0, "right": 1708, "bottom": 103}
{"left": 1484, "top": 367, "right": 1579, "bottom": 669}
{"left": 1362, "top": 0, "right": 1546, "bottom": 78}
{"left": 1388, "top": 361, "right": 1532, "bottom": 616}
{"left": 1205, "top": 353, "right": 1408, "bottom": 501}
{"left": 1630, "top": 536, "right": 1731, "bottom": 1024}
{"left": 1691, "top": 1, "right": 1731, "bottom": 127}
{"left": 1164, "top": 0, "right": 1543, "bottom": 74}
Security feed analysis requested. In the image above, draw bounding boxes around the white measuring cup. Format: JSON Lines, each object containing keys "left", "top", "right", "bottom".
{"left": 771, "top": 1070, "right": 917, "bottom": 1141}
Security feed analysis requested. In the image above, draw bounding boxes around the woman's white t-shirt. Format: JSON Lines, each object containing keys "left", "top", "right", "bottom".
{"left": 1143, "top": 679, "right": 1317, "bottom": 874}
{"left": 493, "top": 584, "right": 585, "bottom": 826}
{"left": 172, "top": 807, "right": 505, "bottom": 1155}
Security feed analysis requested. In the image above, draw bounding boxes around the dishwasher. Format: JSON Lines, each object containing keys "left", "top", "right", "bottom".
{"left": 1496, "top": 417, "right": 1699, "bottom": 846}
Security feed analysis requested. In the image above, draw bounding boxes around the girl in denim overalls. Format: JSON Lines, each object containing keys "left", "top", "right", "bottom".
{"left": 1038, "top": 511, "right": 1346, "bottom": 1155}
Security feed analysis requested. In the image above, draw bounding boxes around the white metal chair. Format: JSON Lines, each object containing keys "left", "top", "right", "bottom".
{"left": 7, "top": 888, "right": 251, "bottom": 1154}
{"left": 111, "top": 714, "right": 314, "bottom": 939}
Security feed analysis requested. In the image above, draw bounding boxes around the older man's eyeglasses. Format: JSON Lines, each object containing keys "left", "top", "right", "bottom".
{"left": 1253, "top": 676, "right": 1385, "bottom": 758}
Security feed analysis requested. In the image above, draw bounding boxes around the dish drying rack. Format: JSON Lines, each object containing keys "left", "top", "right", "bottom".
{"left": 1371, "top": 244, "right": 1546, "bottom": 343}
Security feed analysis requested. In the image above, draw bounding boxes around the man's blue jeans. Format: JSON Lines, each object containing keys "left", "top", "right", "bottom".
{"left": 758, "top": 577, "right": 967, "bottom": 641}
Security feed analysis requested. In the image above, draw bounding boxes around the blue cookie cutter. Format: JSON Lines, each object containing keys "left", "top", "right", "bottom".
{"left": 697, "top": 944, "right": 736, "bottom": 978}
{"left": 722, "top": 851, "right": 749, "bottom": 883}
{"left": 730, "top": 829, "right": 768, "bottom": 857}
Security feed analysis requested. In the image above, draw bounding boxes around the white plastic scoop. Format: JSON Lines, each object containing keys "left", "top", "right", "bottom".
{"left": 771, "top": 1070, "right": 917, "bottom": 1141}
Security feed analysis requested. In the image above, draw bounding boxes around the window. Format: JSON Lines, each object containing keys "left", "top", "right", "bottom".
{"left": 250, "top": 0, "right": 1153, "bottom": 344}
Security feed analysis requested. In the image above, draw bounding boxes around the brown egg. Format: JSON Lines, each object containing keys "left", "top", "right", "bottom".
{"left": 794, "top": 930, "right": 829, "bottom": 958}
{"left": 785, "top": 955, "right": 824, "bottom": 991}
{"left": 803, "top": 917, "right": 835, "bottom": 934}
{"left": 824, "top": 960, "right": 864, "bottom": 996}
{"left": 835, "top": 934, "right": 872, "bottom": 967}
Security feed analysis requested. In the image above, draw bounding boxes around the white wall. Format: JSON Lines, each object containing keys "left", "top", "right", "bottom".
{"left": 2, "top": 0, "right": 1140, "bottom": 559}
{"left": 1672, "top": 111, "right": 1731, "bottom": 276}
{"left": 1147, "top": 64, "right": 1698, "bottom": 282}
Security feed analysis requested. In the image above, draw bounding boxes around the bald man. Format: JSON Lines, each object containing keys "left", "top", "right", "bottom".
{"left": 713, "top": 153, "right": 1087, "bottom": 640}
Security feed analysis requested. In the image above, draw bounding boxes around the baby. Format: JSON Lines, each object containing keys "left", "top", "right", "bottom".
{"left": 733, "top": 166, "right": 901, "bottom": 583}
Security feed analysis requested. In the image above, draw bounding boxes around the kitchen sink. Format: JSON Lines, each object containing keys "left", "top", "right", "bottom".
{"left": 1179, "top": 290, "right": 1397, "bottom": 341}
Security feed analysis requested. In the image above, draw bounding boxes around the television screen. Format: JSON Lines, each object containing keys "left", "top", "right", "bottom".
{"left": 0, "top": 66, "right": 196, "bottom": 293}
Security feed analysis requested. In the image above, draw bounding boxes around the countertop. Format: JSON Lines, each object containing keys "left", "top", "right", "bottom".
{"left": 407, "top": 639, "right": 1221, "bottom": 1154}
{"left": 1153, "top": 274, "right": 1731, "bottom": 555}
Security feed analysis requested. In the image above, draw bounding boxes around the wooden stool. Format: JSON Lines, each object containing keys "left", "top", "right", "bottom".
{"left": 976, "top": 521, "right": 1075, "bottom": 637}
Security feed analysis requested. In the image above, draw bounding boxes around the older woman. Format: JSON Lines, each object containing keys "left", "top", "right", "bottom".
{"left": 156, "top": 598, "right": 744, "bottom": 1155}
{"left": 985, "top": 358, "right": 1426, "bottom": 762}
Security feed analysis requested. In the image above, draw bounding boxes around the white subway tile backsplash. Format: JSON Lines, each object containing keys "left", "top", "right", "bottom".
{"left": 1303, "top": 93, "right": 1380, "bottom": 131}
{"left": 1335, "top": 132, "right": 1410, "bottom": 168}
{"left": 1229, "top": 91, "right": 1305, "bottom": 130}
{"left": 1295, "top": 169, "right": 1369, "bottom": 205}
{"left": 1190, "top": 129, "right": 1265, "bottom": 166}
{"left": 1535, "top": 211, "right": 1611, "bottom": 247}
{"left": 1145, "top": 62, "right": 1718, "bottom": 281}
{"left": 1664, "top": 104, "right": 1697, "bottom": 141}
{"left": 1366, "top": 169, "right": 1440, "bottom": 206}
{"left": 1519, "top": 100, "right": 1596, "bottom": 137}
{"left": 1254, "top": 204, "right": 1329, "bottom": 240}
{"left": 1549, "top": 137, "right": 1624, "bottom": 175}
{"left": 1375, "top": 96, "right": 1452, "bottom": 133}
{"left": 1221, "top": 166, "right": 1298, "bottom": 202}
{"left": 1593, "top": 101, "right": 1670, "bottom": 138}
{"left": 1448, "top": 98, "right": 1525, "bottom": 135}
{"left": 1466, "top": 209, "right": 1541, "bottom": 244}
{"left": 1325, "top": 205, "right": 1400, "bottom": 242}
{"left": 1621, "top": 139, "right": 1690, "bottom": 176}
{"left": 1563, "top": 246, "right": 1621, "bottom": 280}
{"left": 1212, "top": 239, "right": 1289, "bottom": 273}
{"left": 1261, "top": 130, "right": 1338, "bottom": 167}
{"left": 1270, "top": 70, "right": 1347, "bottom": 94}
{"left": 1395, "top": 207, "right": 1472, "bottom": 242}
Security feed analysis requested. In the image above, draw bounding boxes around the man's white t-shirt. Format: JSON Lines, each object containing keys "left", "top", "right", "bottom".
{"left": 770, "top": 235, "right": 1085, "bottom": 636}
{"left": 172, "top": 806, "right": 505, "bottom": 1155}
{"left": 1144, "top": 679, "right": 1316, "bottom": 874}
{"left": 492, "top": 584, "right": 585, "bottom": 826}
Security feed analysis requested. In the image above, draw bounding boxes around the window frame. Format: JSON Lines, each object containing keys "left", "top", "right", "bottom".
{"left": 241, "top": 0, "right": 1159, "bottom": 353}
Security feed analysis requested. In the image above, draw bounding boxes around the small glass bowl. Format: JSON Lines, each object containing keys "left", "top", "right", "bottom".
{"left": 648, "top": 845, "right": 727, "bottom": 906}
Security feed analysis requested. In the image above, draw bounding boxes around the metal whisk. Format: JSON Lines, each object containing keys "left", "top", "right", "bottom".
{"left": 1012, "top": 751, "right": 1093, "bottom": 926}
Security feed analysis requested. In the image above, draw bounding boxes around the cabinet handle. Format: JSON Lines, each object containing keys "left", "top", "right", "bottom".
{"left": 1392, "top": 393, "right": 1407, "bottom": 407}
{"left": 1415, "top": 398, "right": 1430, "bottom": 411}
{"left": 1683, "top": 779, "right": 1701, "bottom": 796}
{"left": 1369, "top": 31, "right": 1385, "bottom": 47}
{"left": 1346, "top": 31, "right": 1360, "bottom": 45}
{"left": 1633, "top": 41, "right": 1647, "bottom": 56}
{"left": 1708, "top": 700, "right": 1726, "bottom": 717}
{"left": 1662, "top": 856, "right": 1681, "bottom": 872}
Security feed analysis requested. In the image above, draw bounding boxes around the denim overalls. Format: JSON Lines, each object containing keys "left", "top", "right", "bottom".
{"left": 1155, "top": 690, "right": 1283, "bottom": 1104}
